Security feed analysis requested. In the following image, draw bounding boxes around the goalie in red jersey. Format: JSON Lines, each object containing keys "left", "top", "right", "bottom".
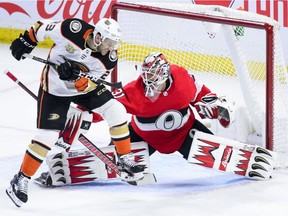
{"left": 112, "top": 52, "right": 231, "bottom": 158}
{"left": 36, "top": 52, "right": 275, "bottom": 187}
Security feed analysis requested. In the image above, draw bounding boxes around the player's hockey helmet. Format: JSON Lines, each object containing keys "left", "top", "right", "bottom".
{"left": 93, "top": 18, "right": 122, "bottom": 49}
{"left": 141, "top": 52, "right": 171, "bottom": 98}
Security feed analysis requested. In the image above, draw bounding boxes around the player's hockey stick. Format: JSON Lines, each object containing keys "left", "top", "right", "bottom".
{"left": 22, "top": 53, "right": 123, "bottom": 89}
{"left": 78, "top": 134, "right": 156, "bottom": 186}
{"left": 4, "top": 70, "right": 156, "bottom": 185}
{"left": 4, "top": 70, "right": 37, "bottom": 100}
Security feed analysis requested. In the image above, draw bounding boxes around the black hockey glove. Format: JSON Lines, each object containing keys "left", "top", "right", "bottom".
{"left": 10, "top": 30, "right": 37, "bottom": 61}
{"left": 57, "top": 60, "right": 81, "bottom": 82}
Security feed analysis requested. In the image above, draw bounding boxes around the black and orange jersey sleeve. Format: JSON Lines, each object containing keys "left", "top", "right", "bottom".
{"left": 60, "top": 18, "right": 94, "bottom": 49}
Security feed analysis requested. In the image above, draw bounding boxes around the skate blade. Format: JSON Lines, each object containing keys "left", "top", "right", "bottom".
{"left": 128, "top": 173, "right": 157, "bottom": 186}
{"left": 6, "top": 186, "right": 24, "bottom": 208}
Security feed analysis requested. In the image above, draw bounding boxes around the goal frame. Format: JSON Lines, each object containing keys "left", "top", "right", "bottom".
{"left": 110, "top": 2, "right": 275, "bottom": 151}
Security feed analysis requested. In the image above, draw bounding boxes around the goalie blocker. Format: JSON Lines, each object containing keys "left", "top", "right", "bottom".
{"left": 188, "top": 131, "right": 276, "bottom": 180}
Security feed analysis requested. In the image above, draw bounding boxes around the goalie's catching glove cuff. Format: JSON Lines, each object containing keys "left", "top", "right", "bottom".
{"left": 117, "top": 153, "right": 146, "bottom": 182}
{"left": 57, "top": 60, "right": 81, "bottom": 82}
{"left": 10, "top": 30, "right": 37, "bottom": 61}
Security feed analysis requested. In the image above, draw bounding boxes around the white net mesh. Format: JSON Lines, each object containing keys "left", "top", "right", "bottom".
{"left": 113, "top": 2, "right": 288, "bottom": 158}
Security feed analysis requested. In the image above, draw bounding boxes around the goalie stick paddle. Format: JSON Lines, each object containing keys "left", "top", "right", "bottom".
{"left": 22, "top": 53, "right": 123, "bottom": 89}
{"left": 78, "top": 134, "right": 156, "bottom": 186}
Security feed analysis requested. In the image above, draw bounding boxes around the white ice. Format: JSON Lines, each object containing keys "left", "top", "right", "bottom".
{"left": 0, "top": 44, "right": 288, "bottom": 216}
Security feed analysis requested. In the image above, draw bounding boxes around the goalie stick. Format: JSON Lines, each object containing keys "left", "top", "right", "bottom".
{"left": 4, "top": 70, "right": 156, "bottom": 185}
{"left": 79, "top": 134, "right": 121, "bottom": 176}
{"left": 22, "top": 53, "right": 123, "bottom": 89}
{"left": 78, "top": 134, "right": 156, "bottom": 185}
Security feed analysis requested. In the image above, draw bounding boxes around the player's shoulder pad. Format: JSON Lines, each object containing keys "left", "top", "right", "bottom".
{"left": 61, "top": 18, "right": 94, "bottom": 49}
{"left": 91, "top": 50, "right": 118, "bottom": 70}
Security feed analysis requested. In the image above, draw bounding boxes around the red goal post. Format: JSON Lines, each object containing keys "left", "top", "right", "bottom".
{"left": 110, "top": 2, "right": 288, "bottom": 159}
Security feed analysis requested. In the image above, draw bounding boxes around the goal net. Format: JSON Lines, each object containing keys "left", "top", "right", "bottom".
{"left": 111, "top": 2, "right": 288, "bottom": 159}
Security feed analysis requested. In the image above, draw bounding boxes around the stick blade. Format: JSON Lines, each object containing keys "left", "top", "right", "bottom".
{"left": 128, "top": 173, "right": 157, "bottom": 186}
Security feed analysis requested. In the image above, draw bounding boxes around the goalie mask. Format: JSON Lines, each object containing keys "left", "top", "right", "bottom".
{"left": 93, "top": 18, "right": 122, "bottom": 50}
{"left": 141, "top": 52, "right": 170, "bottom": 102}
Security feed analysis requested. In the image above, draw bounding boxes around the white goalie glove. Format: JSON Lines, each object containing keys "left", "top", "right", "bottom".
{"left": 195, "top": 93, "right": 236, "bottom": 128}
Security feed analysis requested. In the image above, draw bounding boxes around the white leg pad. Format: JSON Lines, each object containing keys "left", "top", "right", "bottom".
{"left": 45, "top": 141, "right": 152, "bottom": 186}
{"left": 187, "top": 131, "right": 276, "bottom": 180}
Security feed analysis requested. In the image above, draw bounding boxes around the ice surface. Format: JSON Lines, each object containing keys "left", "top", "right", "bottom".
{"left": 0, "top": 44, "right": 288, "bottom": 215}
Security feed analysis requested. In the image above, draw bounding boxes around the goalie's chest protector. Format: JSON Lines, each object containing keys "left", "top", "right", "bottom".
{"left": 125, "top": 65, "right": 198, "bottom": 153}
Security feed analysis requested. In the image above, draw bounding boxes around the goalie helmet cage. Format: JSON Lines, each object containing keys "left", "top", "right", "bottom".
{"left": 110, "top": 2, "right": 288, "bottom": 156}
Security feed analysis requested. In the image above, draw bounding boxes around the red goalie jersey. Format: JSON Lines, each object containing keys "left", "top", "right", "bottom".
{"left": 109, "top": 64, "right": 211, "bottom": 154}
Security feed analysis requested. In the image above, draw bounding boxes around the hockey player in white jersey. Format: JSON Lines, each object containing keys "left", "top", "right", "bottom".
{"left": 6, "top": 17, "right": 145, "bottom": 208}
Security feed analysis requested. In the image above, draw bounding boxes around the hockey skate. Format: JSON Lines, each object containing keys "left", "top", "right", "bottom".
{"left": 117, "top": 153, "right": 146, "bottom": 182}
{"left": 6, "top": 172, "right": 30, "bottom": 207}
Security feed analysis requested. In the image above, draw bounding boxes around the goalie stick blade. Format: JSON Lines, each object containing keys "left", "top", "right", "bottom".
{"left": 34, "top": 179, "right": 54, "bottom": 188}
{"left": 34, "top": 172, "right": 54, "bottom": 188}
{"left": 34, "top": 172, "right": 157, "bottom": 187}
{"left": 128, "top": 173, "right": 157, "bottom": 186}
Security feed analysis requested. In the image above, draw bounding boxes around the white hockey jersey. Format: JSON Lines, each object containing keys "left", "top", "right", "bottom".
{"left": 32, "top": 18, "right": 117, "bottom": 96}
